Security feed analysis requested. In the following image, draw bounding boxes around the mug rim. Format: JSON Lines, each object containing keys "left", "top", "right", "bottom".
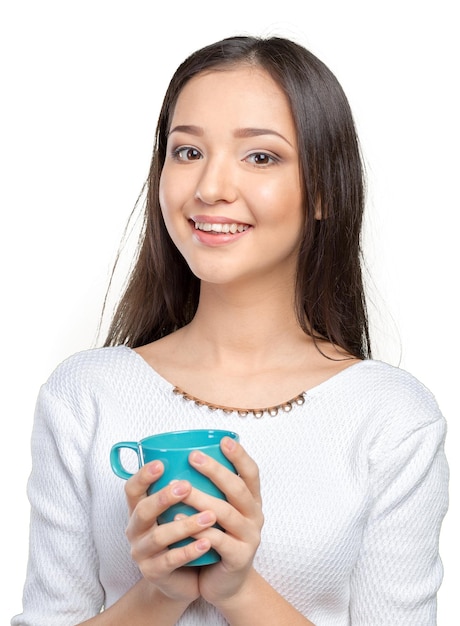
{"left": 138, "top": 428, "right": 238, "bottom": 451}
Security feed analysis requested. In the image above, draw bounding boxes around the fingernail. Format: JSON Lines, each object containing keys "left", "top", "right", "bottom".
{"left": 172, "top": 481, "right": 188, "bottom": 496}
{"left": 148, "top": 461, "right": 162, "bottom": 475}
{"left": 190, "top": 451, "right": 206, "bottom": 465}
{"left": 223, "top": 436, "right": 236, "bottom": 451}
{"left": 196, "top": 539, "right": 210, "bottom": 552}
{"left": 197, "top": 511, "right": 214, "bottom": 525}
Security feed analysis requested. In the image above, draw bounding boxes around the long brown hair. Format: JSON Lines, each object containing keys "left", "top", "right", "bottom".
{"left": 104, "top": 36, "right": 371, "bottom": 358}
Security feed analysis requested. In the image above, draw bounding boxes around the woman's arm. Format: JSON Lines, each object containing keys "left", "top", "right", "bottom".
{"left": 14, "top": 380, "right": 215, "bottom": 625}
{"left": 78, "top": 578, "right": 189, "bottom": 626}
{"left": 214, "top": 568, "right": 315, "bottom": 626}
{"left": 12, "top": 387, "right": 105, "bottom": 625}
{"left": 349, "top": 394, "right": 448, "bottom": 624}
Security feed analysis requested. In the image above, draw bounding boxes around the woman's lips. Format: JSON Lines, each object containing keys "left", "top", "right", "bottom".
{"left": 194, "top": 220, "right": 250, "bottom": 234}
{"left": 189, "top": 217, "right": 252, "bottom": 245}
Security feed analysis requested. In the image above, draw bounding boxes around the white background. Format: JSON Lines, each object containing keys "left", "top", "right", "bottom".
{"left": 1, "top": 0, "right": 458, "bottom": 623}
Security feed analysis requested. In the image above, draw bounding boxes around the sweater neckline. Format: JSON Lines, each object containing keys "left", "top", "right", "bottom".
{"left": 118, "top": 345, "right": 373, "bottom": 407}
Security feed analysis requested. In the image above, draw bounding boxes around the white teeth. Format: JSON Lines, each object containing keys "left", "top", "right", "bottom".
{"left": 194, "top": 221, "right": 249, "bottom": 234}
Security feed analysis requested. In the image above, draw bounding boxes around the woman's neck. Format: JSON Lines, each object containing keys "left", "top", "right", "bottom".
{"left": 134, "top": 277, "right": 357, "bottom": 408}
{"left": 182, "top": 277, "right": 310, "bottom": 372}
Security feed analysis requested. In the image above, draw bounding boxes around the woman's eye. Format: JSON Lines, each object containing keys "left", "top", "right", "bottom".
{"left": 246, "top": 152, "right": 277, "bottom": 166}
{"left": 172, "top": 147, "right": 202, "bottom": 161}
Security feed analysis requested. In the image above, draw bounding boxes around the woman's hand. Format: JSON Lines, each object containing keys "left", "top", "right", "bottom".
{"left": 185, "top": 437, "right": 264, "bottom": 607}
{"left": 124, "top": 461, "right": 217, "bottom": 605}
{"left": 123, "top": 438, "right": 263, "bottom": 612}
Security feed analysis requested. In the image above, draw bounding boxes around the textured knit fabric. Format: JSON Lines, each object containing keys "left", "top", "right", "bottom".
{"left": 12, "top": 346, "right": 448, "bottom": 626}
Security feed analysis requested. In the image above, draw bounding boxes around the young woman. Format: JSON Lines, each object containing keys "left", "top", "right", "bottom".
{"left": 12, "top": 36, "right": 448, "bottom": 626}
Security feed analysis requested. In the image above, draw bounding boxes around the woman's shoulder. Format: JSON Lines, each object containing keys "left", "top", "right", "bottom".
{"left": 330, "top": 358, "right": 436, "bottom": 398}
{"left": 43, "top": 345, "right": 141, "bottom": 395}
{"left": 359, "top": 360, "right": 445, "bottom": 445}
{"left": 313, "top": 358, "right": 445, "bottom": 435}
{"left": 352, "top": 359, "right": 439, "bottom": 403}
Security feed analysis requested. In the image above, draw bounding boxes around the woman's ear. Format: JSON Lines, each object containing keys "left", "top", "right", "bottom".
{"left": 314, "top": 198, "right": 322, "bottom": 220}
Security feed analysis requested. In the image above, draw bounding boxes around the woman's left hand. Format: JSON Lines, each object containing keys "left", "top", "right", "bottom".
{"left": 183, "top": 436, "right": 264, "bottom": 607}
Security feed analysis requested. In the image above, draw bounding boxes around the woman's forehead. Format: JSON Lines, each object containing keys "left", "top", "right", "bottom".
{"left": 169, "top": 66, "right": 296, "bottom": 139}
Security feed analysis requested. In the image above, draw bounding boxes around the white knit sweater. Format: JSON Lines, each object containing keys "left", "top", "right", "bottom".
{"left": 12, "top": 346, "right": 448, "bottom": 625}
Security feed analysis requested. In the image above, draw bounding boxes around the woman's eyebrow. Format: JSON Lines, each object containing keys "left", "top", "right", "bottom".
{"left": 169, "top": 124, "right": 204, "bottom": 137}
{"left": 168, "top": 125, "right": 293, "bottom": 147}
{"left": 233, "top": 127, "right": 294, "bottom": 147}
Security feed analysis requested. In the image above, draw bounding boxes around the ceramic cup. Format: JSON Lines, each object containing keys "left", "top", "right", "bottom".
{"left": 110, "top": 428, "right": 239, "bottom": 565}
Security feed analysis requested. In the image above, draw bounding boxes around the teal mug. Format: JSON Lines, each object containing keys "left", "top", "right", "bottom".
{"left": 110, "top": 428, "right": 239, "bottom": 566}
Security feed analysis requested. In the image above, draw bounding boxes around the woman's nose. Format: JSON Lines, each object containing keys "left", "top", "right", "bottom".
{"left": 194, "top": 156, "right": 238, "bottom": 205}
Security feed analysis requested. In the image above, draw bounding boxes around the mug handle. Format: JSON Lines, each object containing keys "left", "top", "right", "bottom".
{"left": 110, "top": 441, "right": 141, "bottom": 480}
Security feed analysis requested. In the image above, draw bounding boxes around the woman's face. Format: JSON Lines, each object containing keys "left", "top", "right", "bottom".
{"left": 159, "top": 65, "right": 304, "bottom": 289}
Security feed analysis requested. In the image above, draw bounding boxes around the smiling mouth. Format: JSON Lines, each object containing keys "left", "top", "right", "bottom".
{"left": 193, "top": 221, "right": 250, "bottom": 234}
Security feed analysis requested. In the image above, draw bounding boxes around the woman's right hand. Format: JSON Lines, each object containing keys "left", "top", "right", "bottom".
{"left": 124, "top": 460, "right": 217, "bottom": 605}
